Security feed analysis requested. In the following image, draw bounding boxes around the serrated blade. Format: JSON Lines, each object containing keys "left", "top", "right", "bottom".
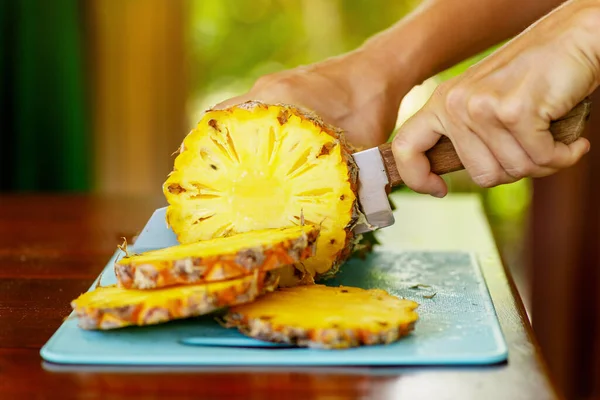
{"left": 351, "top": 147, "right": 395, "bottom": 234}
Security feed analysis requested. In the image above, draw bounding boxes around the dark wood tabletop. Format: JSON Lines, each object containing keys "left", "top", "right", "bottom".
{"left": 0, "top": 194, "right": 560, "bottom": 400}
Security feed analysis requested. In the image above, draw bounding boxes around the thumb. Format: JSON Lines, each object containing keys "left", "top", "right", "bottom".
{"left": 392, "top": 109, "right": 448, "bottom": 198}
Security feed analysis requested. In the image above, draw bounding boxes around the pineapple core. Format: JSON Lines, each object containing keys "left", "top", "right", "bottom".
{"left": 164, "top": 102, "right": 359, "bottom": 282}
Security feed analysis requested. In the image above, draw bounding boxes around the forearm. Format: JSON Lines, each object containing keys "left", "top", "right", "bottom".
{"left": 389, "top": 0, "right": 600, "bottom": 196}
{"left": 358, "top": 0, "right": 567, "bottom": 87}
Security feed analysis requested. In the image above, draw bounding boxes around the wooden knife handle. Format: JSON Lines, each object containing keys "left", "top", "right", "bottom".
{"left": 380, "top": 97, "right": 593, "bottom": 187}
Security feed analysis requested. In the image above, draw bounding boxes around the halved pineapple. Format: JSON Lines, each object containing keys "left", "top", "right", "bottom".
{"left": 115, "top": 225, "right": 319, "bottom": 289}
{"left": 223, "top": 285, "right": 419, "bottom": 349}
{"left": 163, "top": 101, "right": 361, "bottom": 285}
{"left": 71, "top": 271, "right": 276, "bottom": 330}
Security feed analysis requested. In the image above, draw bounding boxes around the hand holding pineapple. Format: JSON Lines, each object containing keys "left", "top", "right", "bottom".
{"left": 213, "top": 50, "right": 412, "bottom": 150}
{"left": 216, "top": 0, "right": 597, "bottom": 198}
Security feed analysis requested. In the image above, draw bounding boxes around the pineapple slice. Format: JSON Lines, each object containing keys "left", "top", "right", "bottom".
{"left": 71, "top": 271, "right": 276, "bottom": 330}
{"left": 163, "top": 101, "right": 361, "bottom": 285}
{"left": 115, "top": 225, "right": 319, "bottom": 289}
{"left": 223, "top": 285, "right": 419, "bottom": 349}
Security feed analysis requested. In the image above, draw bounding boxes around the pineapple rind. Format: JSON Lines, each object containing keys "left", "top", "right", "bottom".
{"left": 71, "top": 271, "right": 276, "bottom": 330}
{"left": 225, "top": 315, "right": 416, "bottom": 349}
{"left": 223, "top": 284, "right": 419, "bottom": 349}
{"left": 163, "top": 101, "right": 361, "bottom": 285}
{"left": 114, "top": 225, "right": 319, "bottom": 289}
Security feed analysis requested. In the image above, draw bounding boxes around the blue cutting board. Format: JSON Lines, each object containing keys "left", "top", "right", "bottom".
{"left": 40, "top": 207, "right": 508, "bottom": 366}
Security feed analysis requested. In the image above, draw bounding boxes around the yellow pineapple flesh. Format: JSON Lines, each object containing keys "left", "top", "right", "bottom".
{"left": 163, "top": 101, "right": 361, "bottom": 285}
{"left": 223, "top": 285, "right": 419, "bottom": 349}
{"left": 115, "top": 225, "right": 319, "bottom": 289}
{"left": 71, "top": 271, "right": 276, "bottom": 330}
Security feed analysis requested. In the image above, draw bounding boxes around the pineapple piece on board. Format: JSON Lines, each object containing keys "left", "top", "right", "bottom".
{"left": 223, "top": 285, "right": 419, "bottom": 349}
{"left": 71, "top": 271, "right": 276, "bottom": 330}
{"left": 163, "top": 101, "right": 362, "bottom": 286}
{"left": 115, "top": 225, "right": 319, "bottom": 289}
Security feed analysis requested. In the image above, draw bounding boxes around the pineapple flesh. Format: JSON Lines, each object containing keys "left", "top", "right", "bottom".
{"left": 68, "top": 101, "right": 421, "bottom": 345}
{"left": 71, "top": 271, "right": 276, "bottom": 330}
{"left": 223, "top": 285, "right": 419, "bottom": 349}
{"left": 163, "top": 101, "right": 361, "bottom": 285}
{"left": 115, "top": 225, "right": 319, "bottom": 289}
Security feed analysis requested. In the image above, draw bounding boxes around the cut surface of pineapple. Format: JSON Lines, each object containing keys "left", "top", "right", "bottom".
{"left": 163, "top": 101, "right": 360, "bottom": 285}
{"left": 115, "top": 225, "right": 319, "bottom": 289}
{"left": 223, "top": 284, "right": 419, "bottom": 349}
{"left": 71, "top": 271, "right": 275, "bottom": 330}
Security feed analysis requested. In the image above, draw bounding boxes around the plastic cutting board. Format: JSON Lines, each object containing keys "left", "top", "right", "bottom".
{"left": 40, "top": 207, "right": 508, "bottom": 366}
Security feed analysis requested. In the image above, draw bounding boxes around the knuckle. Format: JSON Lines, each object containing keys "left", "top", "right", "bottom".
{"left": 531, "top": 151, "right": 554, "bottom": 166}
{"left": 471, "top": 171, "right": 502, "bottom": 188}
{"left": 444, "top": 86, "right": 468, "bottom": 112}
{"left": 391, "top": 134, "right": 413, "bottom": 155}
{"left": 269, "top": 76, "right": 293, "bottom": 90}
{"left": 497, "top": 98, "right": 528, "bottom": 126}
{"left": 253, "top": 73, "right": 296, "bottom": 92}
{"left": 252, "top": 74, "right": 275, "bottom": 88}
{"left": 467, "top": 94, "right": 496, "bottom": 119}
{"left": 431, "top": 82, "right": 449, "bottom": 99}
{"left": 505, "top": 164, "right": 532, "bottom": 180}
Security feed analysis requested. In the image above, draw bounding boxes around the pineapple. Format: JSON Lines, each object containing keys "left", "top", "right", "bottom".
{"left": 223, "top": 285, "right": 419, "bottom": 349}
{"left": 67, "top": 102, "right": 422, "bottom": 340}
{"left": 163, "top": 101, "right": 361, "bottom": 285}
{"left": 115, "top": 225, "right": 319, "bottom": 289}
{"left": 71, "top": 271, "right": 276, "bottom": 330}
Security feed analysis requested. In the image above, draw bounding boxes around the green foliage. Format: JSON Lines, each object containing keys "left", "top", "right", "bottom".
{"left": 0, "top": 0, "right": 90, "bottom": 192}
{"left": 436, "top": 43, "right": 504, "bottom": 82}
{"left": 186, "top": 0, "right": 420, "bottom": 116}
{"left": 186, "top": 0, "right": 529, "bottom": 230}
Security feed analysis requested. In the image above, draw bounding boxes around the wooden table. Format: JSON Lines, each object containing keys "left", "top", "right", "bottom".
{"left": 0, "top": 193, "right": 559, "bottom": 399}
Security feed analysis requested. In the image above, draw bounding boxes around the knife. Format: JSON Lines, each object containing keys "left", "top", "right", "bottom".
{"left": 351, "top": 97, "right": 593, "bottom": 234}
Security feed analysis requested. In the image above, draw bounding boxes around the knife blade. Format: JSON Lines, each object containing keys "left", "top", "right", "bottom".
{"left": 351, "top": 97, "right": 592, "bottom": 234}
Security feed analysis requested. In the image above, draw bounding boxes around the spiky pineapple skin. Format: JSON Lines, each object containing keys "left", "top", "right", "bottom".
{"left": 223, "top": 284, "right": 419, "bottom": 349}
{"left": 224, "top": 314, "right": 417, "bottom": 349}
{"left": 71, "top": 271, "right": 276, "bottom": 330}
{"left": 163, "top": 101, "right": 363, "bottom": 286}
{"left": 115, "top": 226, "right": 319, "bottom": 289}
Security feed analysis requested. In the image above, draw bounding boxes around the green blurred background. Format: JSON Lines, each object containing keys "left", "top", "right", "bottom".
{"left": 0, "top": 0, "right": 530, "bottom": 303}
{"left": 0, "top": 0, "right": 90, "bottom": 192}
{"left": 0, "top": 0, "right": 529, "bottom": 213}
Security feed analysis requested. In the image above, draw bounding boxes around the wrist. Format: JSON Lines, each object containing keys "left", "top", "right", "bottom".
{"left": 333, "top": 20, "right": 435, "bottom": 112}
{"left": 356, "top": 16, "right": 434, "bottom": 91}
